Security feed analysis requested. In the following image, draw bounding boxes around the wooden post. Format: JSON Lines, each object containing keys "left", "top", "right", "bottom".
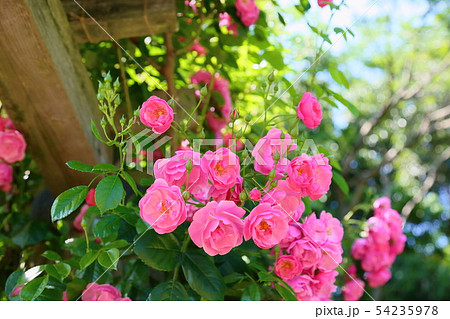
{"left": 61, "top": 0, "right": 178, "bottom": 43}
{"left": 0, "top": 0, "right": 111, "bottom": 194}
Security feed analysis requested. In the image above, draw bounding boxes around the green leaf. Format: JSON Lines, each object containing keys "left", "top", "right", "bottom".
{"left": 91, "top": 120, "right": 107, "bottom": 143}
{"left": 182, "top": 251, "right": 225, "bottom": 300}
{"left": 66, "top": 278, "right": 86, "bottom": 301}
{"left": 134, "top": 230, "right": 181, "bottom": 271}
{"left": 329, "top": 64, "right": 349, "bottom": 89}
{"left": 20, "top": 276, "right": 49, "bottom": 301}
{"left": 95, "top": 175, "right": 124, "bottom": 213}
{"left": 114, "top": 205, "right": 139, "bottom": 226}
{"left": 332, "top": 171, "right": 349, "bottom": 196}
{"left": 241, "top": 284, "right": 261, "bottom": 301}
{"left": 5, "top": 269, "right": 24, "bottom": 297}
{"left": 262, "top": 49, "right": 285, "bottom": 69}
{"left": 257, "top": 271, "right": 274, "bottom": 282}
{"left": 149, "top": 280, "right": 189, "bottom": 301}
{"left": 120, "top": 171, "right": 140, "bottom": 196}
{"left": 93, "top": 215, "right": 122, "bottom": 239}
{"left": 41, "top": 250, "right": 62, "bottom": 262}
{"left": 98, "top": 248, "right": 120, "bottom": 270}
{"left": 51, "top": 186, "right": 88, "bottom": 222}
{"left": 66, "top": 161, "right": 95, "bottom": 173}
{"left": 104, "top": 240, "right": 129, "bottom": 249}
{"left": 92, "top": 163, "right": 120, "bottom": 172}
{"left": 277, "top": 12, "right": 286, "bottom": 26}
{"left": 80, "top": 251, "right": 99, "bottom": 270}
{"left": 331, "top": 91, "right": 359, "bottom": 117}
{"left": 45, "top": 263, "right": 71, "bottom": 282}
{"left": 275, "top": 283, "right": 297, "bottom": 301}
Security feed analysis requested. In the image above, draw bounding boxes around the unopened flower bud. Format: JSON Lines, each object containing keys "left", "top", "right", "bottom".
{"left": 235, "top": 128, "right": 244, "bottom": 139}
{"left": 239, "top": 190, "right": 248, "bottom": 202}
{"left": 133, "top": 109, "right": 140, "bottom": 117}
{"left": 273, "top": 151, "right": 280, "bottom": 161}
{"left": 114, "top": 95, "right": 121, "bottom": 106}
{"left": 267, "top": 71, "right": 275, "bottom": 83}
{"left": 231, "top": 109, "right": 239, "bottom": 120}
{"left": 271, "top": 180, "right": 278, "bottom": 188}
{"left": 100, "top": 117, "right": 107, "bottom": 127}
{"left": 185, "top": 159, "right": 193, "bottom": 172}
{"left": 182, "top": 191, "right": 191, "bottom": 201}
{"left": 104, "top": 72, "right": 112, "bottom": 82}
{"left": 268, "top": 169, "right": 277, "bottom": 180}
{"left": 198, "top": 129, "right": 205, "bottom": 139}
{"left": 200, "top": 85, "right": 208, "bottom": 97}
{"left": 245, "top": 114, "right": 252, "bottom": 123}
{"left": 113, "top": 77, "right": 120, "bottom": 90}
{"left": 120, "top": 115, "right": 126, "bottom": 126}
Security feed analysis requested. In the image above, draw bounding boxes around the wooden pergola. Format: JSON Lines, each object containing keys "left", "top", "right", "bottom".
{"left": 0, "top": 0, "right": 177, "bottom": 194}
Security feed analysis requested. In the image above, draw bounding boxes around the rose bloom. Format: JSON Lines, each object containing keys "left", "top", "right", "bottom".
{"left": 139, "top": 96, "right": 174, "bottom": 134}
{"left": 74, "top": 204, "right": 89, "bottom": 231}
{"left": 288, "top": 238, "right": 322, "bottom": 271}
{"left": 361, "top": 243, "right": 391, "bottom": 272}
{"left": 262, "top": 180, "right": 305, "bottom": 221}
{"left": 0, "top": 130, "right": 26, "bottom": 163}
{"left": 367, "top": 216, "right": 390, "bottom": 245}
{"left": 85, "top": 189, "right": 96, "bottom": 206}
{"left": 201, "top": 147, "right": 241, "bottom": 191}
{"left": 287, "top": 153, "right": 332, "bottom": 200}
{"left": 235, "top": 0, "right": 260, "bottom": 27}
{"left": 318, "top": 0, "right": 333, "bottom": 8}
{"left": 373, "top": 196, "right": 391, "bottom": 214}
{"left": 317, "top": 241, "right": 343, "bottom": 271}
{"left": 249, "top": 188, "right": 261, "bottom": 201}
{"left": 287, "top": 274, "right": 316, "bottom": 301}
{"left": 366, "top": 267, "right": 392, "bottom": 288}
{"left": 343, "top": 278, "right": 365, "bottom": 301}
{"left": 243, "top": 203, "right": 289, "bottom": 249}
{"left": 279, "top": 223, "right": 302, "bottom": 250}
{"left": 82, "top": 283, "right": 131, "bottom": 301}
{"left": 208, "top": 176, "right": 243, "bottom": 204}
{"left": 275, "top": 255, "right": 302, "bottom": 281}
{"left": 351, "top": 238, "right": 367, "bottom": 260}
{"left": 190, "top": 39, "right": 207, "bottom": 56}
{"left": 252, "top": 128, "right": 297, "bottom": 178}
{"left": 297, "top": 92, "right": 322, "bottom": 129}
{"left": 154, "top": 150, "right": 207, "bottom": 192}
{"left": 188, "top": 201, "right": 245, "bottom": 256}
{"left": 139, "top": 179, "right": 186, "bottom": 234}
{"left": 0, "top": 162, "right": 13, "bottom": 192}
{"left": 0, "top": 117, "right": 16, "bottom": 131}
{"left": 311, "top": 270, "right": 338, "bottom": 300}
{"left": 302, "top": 211, "right": 343, "bottom": 245}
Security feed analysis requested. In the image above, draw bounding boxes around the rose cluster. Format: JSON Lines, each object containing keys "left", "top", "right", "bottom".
{"left": 273, "top": 211, "right": 344, "bottom": 300}
{"left": 350, "top": 197, "right": 406, "bottom": 288}
{"left": 0, "top": 116, "right": 26, "bottom": 192}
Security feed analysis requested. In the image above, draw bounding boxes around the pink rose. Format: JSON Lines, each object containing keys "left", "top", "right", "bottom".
{"left": 343, "top": 278, "right": 365, "bottom": 301}
{"left": 243, "top": 203, "right": 289, "bottom": 249}
{"left": 318, "top": 0, "right": 333, "bottom": 8}
{"left": 275, "top": 255, "right": 302, "bottom": 281}
{"left": 188, "top": 201, "right": 245, "bottom": 256}
{"left": 311, "top": 270, "right": 338, "bottom": 300}
{"left": 185, "top": 0, "right": 197, "bottom": 12}
{"left": 367, "top": 217, "right": 390, "bottom": 245}
{"left": 86, "top": 189, "right": 96, "bottom": 206}
{"left": 279, "top": 223, "right": 302, "bottom": 250}
{"left": 82, "top": 283, "right": 131, "bottom": 301}
{"left": 190, "top": 39, "right": 207, "bottom": 56}
{"left": 139, "top": 96, "right": 174, "bottom": 134}
{"left": 0, "top": 162, "right": 13, "bottom": 192}
{"left": 287, "top": 275, "right": 316, "bottom": 300}
{"left": 252, "top": 128, "right": 297, "bottom": 178}
{"left": 288, "top": 238, "right": 322, "bottom": 271}
{"left": 223, "top": 132, "right": 244, "bottom": 151}
{"left": 317, "top": 241, "right": 343, "bottom": 271}
{"left": 390, "top": 233, "right": 406, "bottom": 255}
{"left": 201, "top": 148, "right": 241, "bottom": 191}
{"left": 287, "top": 153, "right": 332, "bottom": 200}
{"left": 0, "top": 130, "right": 26, "bottom": 163}
{"left": 74, "top": 204, "right": 89, "bottom": 231}
{"left": 351, "top": 238, "right": 367, "bottom": 260}
{"left": 208, "top": 176, "right": 243, "bottom": 204}
{"left": 154, "top": 150, "right": 206, "bottom": 193}
{"left": 139, "top": 179, "right": 187, "bottom": 234}
{"left": 261, "top": 180, "right": 305, "bottom": 221}
{"left": 361, "top": 244, "right": 390, "bottom": 272}
{"left": 373, "top": 196, "right": 391, "bottom": 214}
{"left": 249, "top": 188, "right": 261, "bottom": 201}
{"left": 63, "top": 290, "right": 68, "bottom": 301}
{"left": 235, "top": 0, "right": 260, "bottom": 27}
{"left": 367, "top": 267, "right": 391, "bottom": 288}
{"left": 219, "top": 12, "right": 231, "bottom": 27}
{"left": 302, "top": 211, "right": 343, "bottom": 245}
{"left": 297, "top": 92, "right": 322, "bottom": 129}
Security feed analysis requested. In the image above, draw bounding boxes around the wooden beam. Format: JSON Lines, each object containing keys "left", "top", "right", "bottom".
{"left": 0, "top": 0, "right": 111, "bottom": 194}
{"left": 61, "top": 0, "right": 178, "bottom": 43}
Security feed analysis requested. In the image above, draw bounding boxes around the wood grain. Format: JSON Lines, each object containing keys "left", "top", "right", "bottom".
{"left": 0, "top": 0, "right": 111, "bottom": 194}
{"left": 61, "top": 0, "right": 178, "bottom": 43}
